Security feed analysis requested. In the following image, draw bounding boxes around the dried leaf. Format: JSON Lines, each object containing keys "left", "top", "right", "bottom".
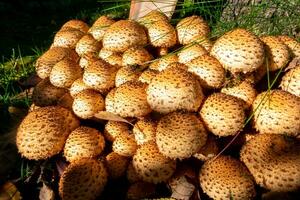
{"left": 0, "top": 182, "right": 21, "bottom": 200}
{"left": 94, "top": 111, "right": 134, "bottom": 126}
{"left": 285, "top": 57, "right": 300, "bottom": 71}
{"left": 39, "top": 183, "right": 55, "bottom": 200}
{"left": 18, "top": 74, "right": 42, "bottom": 87}
{"left": 56, "top": 160, "right": 68, "bottom": 177}
{"left": 169, "top": 176, "right": 195, "bottom": 200}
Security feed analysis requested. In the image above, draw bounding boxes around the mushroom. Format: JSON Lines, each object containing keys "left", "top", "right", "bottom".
{"left": 98, "top": 48, "right": 119, "bottom": 60}
{"left": 104, "top": 53, "right": 123, "bottom": 68}
{"left": 138, "top": 10, "right": 169, "bottom": 28}
{"left": 79, "top": 53, "right": 99, "bottom": 68}
{"left": 193, "top": 135, "right": 219, "bottom": 161}
{"left": 52, "top": 28, "right": 85, "bottom": 49}
{"left": 133, "top": 118, "right": 156, "bottom": 145}
{"left": 59, "top": 159, "right": 108, "bottom": 200}
{"left": 69, "top": 77, "right": 90, "bottom": 97}
{"left": 122, "top": 46, "right": 153, "bottom": 68}
{"left": 149, "top": 54, "right": 178, "bottom": 71}
{"left": 240, "top": 134, "right": 300, "bottom": 192}
{"left": 75, "top": 34, "right": 101, "bottom": 57}
{"left": 252, "top": 90, "right": 300, "bottom": 137}
{"left": 280, "top": 64, "right": 300, "bottom": 97}
{"left": 199, "top": 156, "right": 256, "bottom": 200}
{"left": 127, "top": 162, "right": 142, "bottom": 183}
{"left": 115, "top": 66, "right": 142, "bottom": 87}
{"left": 103, "top": 121, "right": 131, "bottom": 142}
{"left": 138, "top": 69, "right": 159, "bottom": 84}
{"left": 156, "top": 111, "right": 207, "bottom": 159}
{"left": 277, "top": 35, "right": 300, "bottom": 57}
{"left": 127, "top": 182, "right": 156, "bottom": 200}
{"left": 60, "top": 19, "right": 89, "bottom": 33}
{"left": 177, "top": 44, "right": 208, "bottom": 64}
{"left": 199, "top": 93, "right": 246, "bottom": 137}
{"left": 104, "top": 88, "right": 117, "bottom": 114}
{"left": 63, "top": 126, "right": 105, "bottom": 162}
{"left": 88, "top": 16, "right": 115, "bottom": 41}
{"left": 105, "top": 152, "right": 130, "bottom": 179}
{"left": 112, "top": 134, "right": 137, "bottom": 157}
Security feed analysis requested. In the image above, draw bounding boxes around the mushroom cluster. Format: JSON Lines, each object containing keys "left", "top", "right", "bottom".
{"left": 16, "top": 10, "right": 300, "bottom": 200}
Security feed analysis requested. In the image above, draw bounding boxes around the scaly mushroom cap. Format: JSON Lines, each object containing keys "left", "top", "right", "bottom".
{"left": 260, "top": 36, "right": 290, "bottom": 71}
{"left": 193, "top": 135, "right": 219, "bottom": 161}
{"left": 114, "top": 81, "right": 152, "bottom": 118}
{"left": 127, "top": 162, "right": 142, "bottom": 183}
{"left": 277, "top": 35, "right": 300, "bottom": 57}
{"left": 88, "top": 16, "right": 115, "bottom": 41}
{"left": 164, "top": 62, "right": 188, "bottom": 71}
{"left": 16, "top": 106, "right": 79, "bottom": 160}
{"left": 64, "top": 126, "right": 105, "bottom": 162}
{"left": 138, "top": 10, "right": 169, "bottom": 28}
{"left": 200, "top": 93, "right": 246, "bottom": 136}
{"left": 60, "top": 19, "right": 89, "bottom": 33}
{"left": 122, "top": 46, "right": 153, "bottom": 68}
{"left": 210, "top": 28, "right": 265, "bottom": 74}
{"left": 49, "top": 58, "right": 82, "bottom": 88}
{"left": 138, "top": 69, "right": 159, "bottom": 84}
{"left": 32, "top": 78, "right": 67, "bottom": 106}
{"left": 104, "top": 88, "right": 117, "bottom": 113}
{"left": 252, "top": 90, "right": 300, "bottom": 136}
{"left": 75, "top": 34, "right": 101, "bottom": 57}
{"left": 221, "top": 81, "right": 257, "bottom": 109}
{"left": 112, "top": 134, "right": 137, "bottom": 157}
{"left": 115, "top": 66, "right": 142, "bottom": 87}
{"left": 147, "top": 67, "right": 204, "bottom": 114}
{"left": 133, "top": 142, "right": 176, "bottom": 183}
{"left": 186, "top": 54, "right": 225, "bottom": 89}
{"left": 104, "top": 53, "right": 123, "bottom": 68}
{"left": 72, "top": 89, "right": 105, "bottom": 119}
{"left": 83, "top": 59, "right": 118, "bottom": 93}
{"left": 198, "top": 37, "right": 214, "bottom": 52}
{"left": 178, "top": 44, "right": 208, "bottom": 64}
{"left": 127, "top": 182, "right": 156, "bottom": 200}
{"left": 59, "top": 159, "right": 108, "bottom": 200}
{"left": 79, "top": 53, "right": 99, "bottom": 69}
{"left": 176, "top": 15, "right": 210, "bottom": 45}
{"left": 69, "top": 78, "right": 90, "bottom": 97}
{"left": 104, "top": 121, "right": 130, "bottom": 142}
{"left": 53, "top": 28, "right": 85, "bottom": 49}
{"left": 103, "top": 20, "right": 147, "bottom": 52}
{"left": 57, "top": 92, "right": 74, "bottom": 110}
{"left": 149, "top": 54, "right": 178, "bottom": 71}
{"left": 240, "top": 134, "right": 300, "bottom": 192}
{"left": 133, "top": 118, "right": 156, "bottom": 145}
{"left": 36, "top": 47, "right": 78, "bottom": 79}
{"left": 98, "top": 48, "right": 118, "bottom": 60}
{"left": 156, "top": 112, "right": 207, "bottom": 159}
{"left": 280, "top": 65, "right": 300, "bottom": 97}
{"left": 105, "top": 152, "right": 129, "bottom": 179}
{"left": 199, "top": 156, "right": 256, "bottom": 200}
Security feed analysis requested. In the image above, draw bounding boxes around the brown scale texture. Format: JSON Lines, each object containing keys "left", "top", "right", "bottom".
{"left": 104, "top": 88, "right": 117, "bottom": 114}
{"left": 156, "top": 112, "right": 207, "bottom": 159}
{"left": 252, "top": 90, "right": 300, "bottom": 136}
{"left": 88, "top": 16, "right": 115, "bottom": 41}
{"left": 69, "top": 77, "right": 90, "bottom": 97}
{"left": 115, "top": 66, "right": 142, "bottom": 87}
{"left": 280, "top": 65, "right": 300, "bottom": 97}
{"left": 16, "top": 106, "right": 79, "bottom": 160}
{"left": 178, "top": 44, "right": 208, "bottom": 64}
{"left": 36, "top": 47, "right": 78, "bottom": 79}
{"left": 50, "top": 58, "right": 82, "bottom": 88}
{"left": 32, "top": 78, "right": 67, "bottom": 106}
{"left": 187, "top": 54, "right": 225, "bottom": 89}
{"left": 105, "top": 152, "right": 129, "bottom": 179}
{"left": 138, "top": 10, "right": 169, "bottom": 28}
{"left": 112, "top": 134, "right": 137, "bottom": 157}
{"left": 127, "top": 182, "right": 156, "bottom": 200}
{"left": 127, "top": 162, "right": 142, "bottom": 183}
{"left": 59, "top": 159, "right": 108, "bottom": 200}
{"left": 104, "top": 121, "right": 130, "bottom": 142}
{"left": 72, "top": 89, "right": 104, "bottom": 119}
{"left": 60, "top": 19, "right": 89, "bottom": 33}
{"left": 240, "top": 134, "right": 300, "bottom": 191}
{"left": 64, "top": 126, "right": 105, "bottom": 162}
{"left": 83, "top": 59, "right": 118, "bottom": 93}
{"left": 199, "top": 156, "right": 256, "bottom": 200}
{"left": 176, "top": 15, "right": 210, "bottom": 45}
{"left": 122, "top": 46, "right": 153, "bottom": 68}
{"left": 260, "top": 36, "right": 290, "bottom": 71}
{"left": 147, "top": 67, "right": 204, "bottom": 114}
{"left": 149, "top": 54, "right": 178, "bottom": 71}
{"left": 114, "top": 81, "right": 151, "bottom": 117}
{"left": 138, "top": 69, "right": 159, "bottom": 84}
{"left": 53, "top": 28, "right": 85, "bottom": 49}
{"left": 164, "top": 62, "right": 188, "bottom": 71}
{"left": 133, "top": 142, "right": 176, "bottom": 184}
{"left": 200, "top": 93, "right": 246, "bottom": 136}
{"left": 79, "top": 53, "right": 99, "bottom": 69}
{"left": 75, "top": 34, "right": 101, "bottom": 57}
{"left": 102, "top": 20, "right": 147, "bottom": 52}
{"left": 211, "top": 28, "right": 265, "bottom": 74}
{"left": 277, "top": 35, "right": 300, "bottom": 57}
{"left": 133, "top": 118, "right": 157, "bottom": 145}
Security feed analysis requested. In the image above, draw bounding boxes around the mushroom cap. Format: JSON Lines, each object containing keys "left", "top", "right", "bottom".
{"left": 176, "top": 15, "right": 210, "bottom": 45}
{"left": 69, "top": 78, "right": 90, "bottom": 97}
{"left": 75, "top": 34, "right": 101, "bottom": 57}
{"left": 72, "top": 89, "right": 105, "bottom": 119}
{"left": 240, "top": 134, "right": 300, "bottom": 191}
{"left": 59, "top": 159, "right": 108, "bottom": 200}
{"left": 49, "top": 58, "right": 82, "bottom": 88}
{"left": 127, "top": 162, "right": 142, "bottom": 183}
{"left": 280, "top": 65, "right": 300, "bottom": 97}
{"left": 16, "top": 106, "right": 79, "bottom": 160}
{"left": 198, "top": 37, "right": 214, "bottom": 52}
{"left": 221, "top": 81, "right": 257, "bottom": 109}
{"left": 252, "top": 90, "right": 300, "bottom": 136}
{"left": 104, "top": 121, "right": 130, "bottom": 142}
{"left": 277, "top": 35, "right": 300, "bottom": 57}
{"left": 64, "top": 126, "right": 105, "bottom": 162}
{"left": 104, "top": 88, "right": 117, "bottom": 113}
{"left": 98, "top": 48, "right": 118, "bottom": 60}
{"left": 36, "top": 47, "right": 78, "bottom": 79}
{"left": 260, "top": 36, "right": 290, "bottom": 71}
{"left": 114, "top": 81, "right": 152, "bottom": 118}
{"left": 186, "top": 54, "right": 225, "bottom": 89}
{"left": 147, "top": 67, "right": 204, "bottom": 114}
{"left": 193, "top": 135, "right": 219, "bottom": 161}
{"left": 57, "top": 92, "right": 74, "bottom": 110}
{"left": 103, "top": 53, "right": 123, "bottom": 68}
{"left": 199, "top": 156, "right": 256, "bottom": 200}
{"left": 88, "top": 16, "right": 115, "bottom": 41}
{"left": 133, "top": 142, "right": 176, "bottom": 183}
{"left": 83, "top": 59, "right": 118, "bottom": 93}
{"left": 79, "top": 53, "right": 99, "bottom": 68}
{"left": 102, "top": 20, "right": 147, "bottom": 52}
{"left": 177, "top": 44, "right": 208, "bottom": 64}
{"left": 53, "top": 28, "right": 85, "bottom": 49}
{"left": 210, "top": 28, "right": 265, "bottom": 74}
{"left": 138, "top": 10, "right": 169, "bottom": 28}
{"left": 133, "top": 118, "right": 156, "bottom": 145}
{"left": 105, "top": 152, "right": 129, "bottom": 179}
{"left": 122, "top": 46, "right": 153, "bottom": 68}
{"left": 127, "top": 182, "right": 156, "bottom": 200}
{"left": 149, "top": 54, "right": 178, "bottom": 71}
{"left": 156, "top": 112, "right": 207, "bottom": 159}
{"left": 138, "top": 69, "right": 159, "bottom": 84}
{"left": 200, "top": 93, "right": 246, "bottom": 136}
{"left": 112, "top": 134, "right": 137, "bottom": 157}
{"left": 60, "top": 19, "right": 89, "bottom": 33}
{"left": 115, "top": 66, "right": 142, "bottom": 87}
{"left": 32, "top": 78, "right": 67, "bottom": 106}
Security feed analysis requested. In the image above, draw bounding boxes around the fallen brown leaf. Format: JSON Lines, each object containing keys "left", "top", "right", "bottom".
{"left": 39, "top": 183, "right": 55, "bottom": 200}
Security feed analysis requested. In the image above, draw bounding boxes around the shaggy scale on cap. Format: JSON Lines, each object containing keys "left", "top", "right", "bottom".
{"left": 280, "top": 64, "right": 300, "bottom": 97}
{"left": 122, "top": 46, "right": 153, "bottom": 68}
{"left": 133, "top": 118, "right": 156, "bottom": 145}
{"left": 104, "top": 88, "right": 117, "bottom": 113}
{"left": 75, "top": 34, "right": 101, "bottom": 57}
{"left": 199, "top": 156, "right": 256, "bottom": 200}
{"left": 69, "top": 78, "right": 90, "bottom": 97}
{"left": 277, "top": 35, "right": 300, "bottom": 57}
{"left": 138, "top": 69, "right": 159, "bottom": 84}
{"left": 112, "top": 134, "right": 137, "bottom": 157}
{"left": 88, "top": 16, "right": 115, "bottom": 41}
{"left": 52, "top": 28, "right": 85, "bottom": 49}
{"left": 200, "top": 93, "right": 246, "bottom": 136}
{"left": 60, "top": 19, "right": 89, "bottom": 33}
{"left": 59, "top": 159, "right": 108, "bottom": 200}
{"left": 115, "top": 66, "right": 142, "bottom": 87}
{"left": 156, "top": 112, "right": 207, "bottom": 159}
{"left": 177, "top": 44, "right": 208, "bottom": 64}
{"left": 104, "top": 121, "right": 130, "bottom": 142}
{"left": 105, "top": 152, "right": 129, "bottom": 179}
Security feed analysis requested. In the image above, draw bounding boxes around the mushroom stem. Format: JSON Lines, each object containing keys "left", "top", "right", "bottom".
{"left": 158, "top": 47, "right": 168, "bottom": 56}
